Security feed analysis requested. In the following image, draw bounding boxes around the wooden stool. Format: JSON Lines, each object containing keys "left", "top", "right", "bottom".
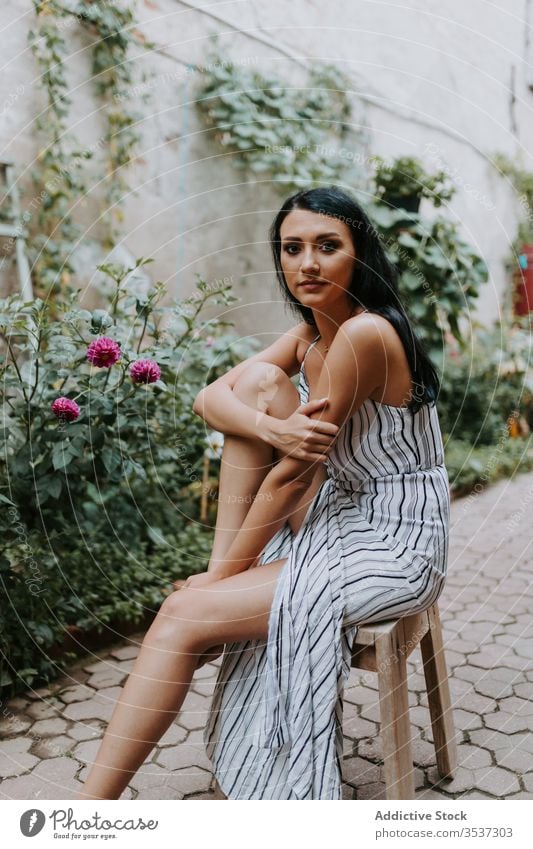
{"left": 210, "top": 601, "right": 457, "bottom": 800}
{"left": 351, "top": 601, "right": 457, "bottom": 799}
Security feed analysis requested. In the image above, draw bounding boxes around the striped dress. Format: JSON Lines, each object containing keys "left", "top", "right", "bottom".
{"left": 203, "top": 330, "right": 450, "bottom": 800}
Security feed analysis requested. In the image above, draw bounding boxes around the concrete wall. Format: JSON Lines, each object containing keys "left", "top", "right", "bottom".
{"left": 1, "top": 0, "right": 532, "bottom": 341}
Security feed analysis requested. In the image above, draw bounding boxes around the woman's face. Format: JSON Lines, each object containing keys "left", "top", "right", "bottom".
{"left": 279, "top": 209, "right": 357, "bottom": 315}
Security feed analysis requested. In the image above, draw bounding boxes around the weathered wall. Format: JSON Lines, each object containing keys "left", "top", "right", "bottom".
{"left": 1, "top": 0, "right": 532, "bottom": 341}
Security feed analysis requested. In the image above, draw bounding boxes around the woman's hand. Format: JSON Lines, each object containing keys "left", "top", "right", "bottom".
{"left": 264, "top": 398, "right": 340, "bottom": 461}
{"left": 172, "top": 571, "right": 221, "bottom": 592}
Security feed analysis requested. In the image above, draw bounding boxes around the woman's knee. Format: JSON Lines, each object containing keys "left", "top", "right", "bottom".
{"left": 233, "top": 361, "right": 298, "bottom": 416}
{"left": 148, "top": 590, "right": 205, "bottom": 651}
{"left": 159, "top": 590, "right": 227, "bottom": 653}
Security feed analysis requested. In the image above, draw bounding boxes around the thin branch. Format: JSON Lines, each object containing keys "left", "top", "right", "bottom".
{"left": 136, "top": 312, "right": 149, "bottom": 353}
{"left": 28, "top": 330, "right": 43, "bottom": 403}
{"left": 3, "top": 336, "right": 29, "bottom": 403}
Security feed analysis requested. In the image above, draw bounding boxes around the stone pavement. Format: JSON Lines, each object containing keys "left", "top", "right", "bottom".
{"left": 1, "top": 470, "right": 533, "bottom": 800}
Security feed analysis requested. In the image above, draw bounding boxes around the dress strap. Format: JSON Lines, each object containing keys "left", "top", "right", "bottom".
{"left": 301, "top": 334, "right": 321, "bottom": 367}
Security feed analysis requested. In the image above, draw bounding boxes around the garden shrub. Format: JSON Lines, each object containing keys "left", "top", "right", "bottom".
{"left": 445, "top": 436, "right": 533, "bottom": 498}
{"left": 0, "top": 262, "right": 254, "bottom": 695}
{"left": 440, "top": 317, "right": 533, "bottom": 494}
{"left": 439, "top": 319, "right": 532, "bottom": 447}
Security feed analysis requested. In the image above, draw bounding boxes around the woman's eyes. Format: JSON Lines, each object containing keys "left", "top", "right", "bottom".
{"left": 284, "top": 242, "right": 337, "bottom": 254}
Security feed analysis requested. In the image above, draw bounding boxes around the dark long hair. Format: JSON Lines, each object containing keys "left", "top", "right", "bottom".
{"left": 269, "top": 185, "right": 440, "bottom": 412}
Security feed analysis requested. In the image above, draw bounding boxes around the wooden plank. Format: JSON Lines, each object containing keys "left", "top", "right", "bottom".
{"left": 375, "top": 621, "right": 415, "bottom": 799}
{"left": 357, "top": 616, "right": 401, "bottom": 646}
{"left": 400, "top": 610, "right": 430, "bottom": 656}
{"left": 351, "top": 644, "right": 377, "bottom": 671}
{"left": 420, "top": 604, "right": 458, "bottom": 778}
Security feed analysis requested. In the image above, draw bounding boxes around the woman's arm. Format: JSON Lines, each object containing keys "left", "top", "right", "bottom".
{"left": 192, "top": 322, "right": 308, "bottom": 440}
{"left": 208, "top": 316, "right": 386, "bottom": 580}
{"left": 193, "top": 322, "right": 339, "bottom": 460}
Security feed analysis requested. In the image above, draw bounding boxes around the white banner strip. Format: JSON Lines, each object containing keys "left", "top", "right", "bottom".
{"left": 2, "top": 798, "right": 531, "bottom": 848}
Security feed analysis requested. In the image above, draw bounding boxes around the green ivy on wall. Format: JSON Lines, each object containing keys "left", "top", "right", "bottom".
{"left": 28, "top": 0, "right": 147, "bottom": 296}
{"left": 29, "top": 0, "right": 90, "bottom": 295}
{"left": 196, "top": 52, "right": 369, "bottom": 193}
{"left": 493, "top": 152, "right": 533, "bottom": 247}
{"left": 75, "top": 0, "right": 146, "bottom": 243}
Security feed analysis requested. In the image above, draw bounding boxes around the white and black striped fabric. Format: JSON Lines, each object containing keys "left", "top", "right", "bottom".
{"left": 203, "top": 332, "right": 450, "bottom": 799}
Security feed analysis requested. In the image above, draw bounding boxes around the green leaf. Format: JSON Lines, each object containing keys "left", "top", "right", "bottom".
{"left": 397, "top": 232, "right": 420, "bottom": 249}
{"left": 48, "top": 477, "right": 63, "bottom": 499}
{"left": 0, "top": 555, "right": 12, "bottom": 572}
{"left": 86, "top": 482, "right": 116, "bottom": 504}
{"left": 101, "top": 446, "right": 122, "bottom": 474}
{"left": 147, "top": 526, "right": 166, "bottom": 545}
{"left": 52, "top": 442, "right": 74, "bottom": 471}
{"left": 0, "top": 670, "right": 13, "bottom": 687}
{"left": 401, "top": 271, "right": 423, "bottom": 292}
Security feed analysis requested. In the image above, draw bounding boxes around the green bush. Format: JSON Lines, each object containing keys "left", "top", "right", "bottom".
{"left": 0, "top": 261, "right": 254, "bottom": 695}
{"left": 367, "top": 203, "right": 488, "bottom": 365}
{"left": 0, "top": 524, "right": 215, "bottom": 692}
{"left": 439, "top": 319, "right": 532, "bottom": 446}
{"left": 439, "top": 316, "right": 533, "bottom": 495}
{"left": 0, "top": 529, "right": 70, "bottom": 690}
{"left": 445, "top": 436, "right": 533, "bottom": 498}
{"left": 372, "top": 154, "right": 455, "bottom": 207}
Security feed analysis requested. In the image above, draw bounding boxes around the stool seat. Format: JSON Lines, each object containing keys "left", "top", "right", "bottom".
{"left": 350, "top": 600, "right": 457, "bottom": 799}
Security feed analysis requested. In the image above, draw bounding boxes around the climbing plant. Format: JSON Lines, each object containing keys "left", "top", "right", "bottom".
{"left": 196, "top": 51, "right": 369, "bottom": 193}
{"left": 493, "top": 152, "right": 533, "bottom": 247}
{"left": 195, "top": 50, "right": 487, "bottom": 364}
{"left": 28, "top": 0, "right": 90, "bottom": 295}
{"left": 75, "top": 0, "right": 147, "bottom": 244}
{"left": 27, "top": 0, "right": 147, "bottom": 296}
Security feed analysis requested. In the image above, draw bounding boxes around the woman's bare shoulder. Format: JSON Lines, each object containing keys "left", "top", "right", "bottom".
{"left": 343, "top": 311, "right": 399, "bottom": 348}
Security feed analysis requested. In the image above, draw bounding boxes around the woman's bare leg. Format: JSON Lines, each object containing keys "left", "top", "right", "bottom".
{"left": 77, "top": 556, "right": 288, "bottom": 800}
{"left": 207, "top": 362, "right": 301, "bottom": 569}
{"left": 195, "top": 363, "right": 300, "bottom": 667}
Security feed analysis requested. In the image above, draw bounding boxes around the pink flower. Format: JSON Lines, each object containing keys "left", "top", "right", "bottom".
{"left": 129, "top": 359, "right": 161, "bottom": 384}
{"left": 86, "top": 337, "right": 121, "bottom": 368}
{"left": 205, "top": 335, "right": 215, "bottom": 347}
{"left": 51, "top": 397, "right": 81, "bottom": 422}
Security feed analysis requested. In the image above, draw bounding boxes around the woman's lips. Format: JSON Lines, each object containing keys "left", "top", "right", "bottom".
{"left": 299, "top": 280, "right": 327, "bottom": 290}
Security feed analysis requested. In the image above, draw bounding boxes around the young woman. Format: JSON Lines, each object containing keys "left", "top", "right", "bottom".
{"left": 78, "top": 186, "right": 450, "bottom": 801}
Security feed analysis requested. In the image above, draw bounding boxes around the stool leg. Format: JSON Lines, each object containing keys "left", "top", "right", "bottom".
{"left": 375, "top": 629, "right": 415, "bottom": 800}
{"left": 420, "top": 604, "right": 458, "bottom": 779}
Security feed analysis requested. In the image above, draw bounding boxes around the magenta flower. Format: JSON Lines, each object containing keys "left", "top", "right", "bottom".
{"left": 86, "top": 336, "right": 121, "bottom": 368}
{"left": 51, "top": 397, "right": 81, "bottom": 422}
{"left": 129, "top": 359, "right": 161, "bottom": 384}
